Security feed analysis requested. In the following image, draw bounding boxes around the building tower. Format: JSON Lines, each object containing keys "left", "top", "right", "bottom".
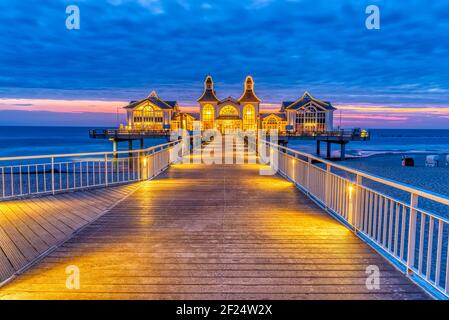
{"left": 238, "top": 76, "right": 261, "bottom": 131}
{"left": 198, "top": 75, "right": 219, "bottom": 130}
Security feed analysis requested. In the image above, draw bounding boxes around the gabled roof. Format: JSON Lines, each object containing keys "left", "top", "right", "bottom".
{"left": 219, "top": 96, "right": 240, "bottom": 104}
{"left": 260, "top": 112, "right": 287, "bottom": 121}
{"left": 238, "top": 76, "right": 261, "bottom": 103}
{"left": 198, "top": 76, "right": 219, "bottom": 103}
{"left": 198, "top": 90, "right": 219, "bottom": 103}
{"left": 186, "top": 112, "right": 200, "bottom": 120}
{"left": 282, "top": 92, "right": 336, "bottom": 111}
{"left": 123, "top": 91, "right": 177, "bottom": 110}
{"left": 172, "top": 112, "right": 200, "bottom": 121}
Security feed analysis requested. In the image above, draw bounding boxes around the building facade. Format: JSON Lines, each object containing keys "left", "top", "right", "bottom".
{"left": 123, "top": 76, "right": 336, "bottom": 134}
{"left": 198, "top": 76, "right": 260, "bottom": 133}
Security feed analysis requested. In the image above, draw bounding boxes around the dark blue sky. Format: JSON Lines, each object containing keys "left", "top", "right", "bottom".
{"left": 1, "top": 0, "right": 449, "bottom": 127}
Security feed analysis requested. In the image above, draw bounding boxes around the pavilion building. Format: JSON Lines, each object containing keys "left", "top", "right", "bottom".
{"left": 122, "top": 75, "right": 336, "bottom": 134}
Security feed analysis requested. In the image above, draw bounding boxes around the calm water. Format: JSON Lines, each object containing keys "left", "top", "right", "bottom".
{"left": 288, "top": 129, "right": 449, "bottom": 157}
{"left": 0, "top": 127, "right": 167, "bottom": 158}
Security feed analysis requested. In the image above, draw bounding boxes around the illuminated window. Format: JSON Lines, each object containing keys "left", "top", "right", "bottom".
{"left": 262, "top": 116, "right": 280, "bottom": 133}
{"left": 134, "top": 105, "right": 163, "bottom": 130}
{"left": 296, "top": 104, "right": 326, "bottom": 133}
{"left": 202, "top": 104, "right": 215, "bottom": 129}
{"left": 219, "top": 105, "right": 239, "bottom": 116}
{"left": 243, "top": 105, "right": 255, "bottom": 130}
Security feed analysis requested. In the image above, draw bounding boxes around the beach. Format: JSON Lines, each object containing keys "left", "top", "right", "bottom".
{"left": 342, "top": 153, "right": 449, "bottom": 197}
{"left": 286, "top": 130, "right": 449, "bottom": 216}
{"left": 287, "top": 129, "right": 449, "bottom": 195}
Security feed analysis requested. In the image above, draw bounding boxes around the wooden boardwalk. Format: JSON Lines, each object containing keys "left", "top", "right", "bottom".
{"left": 0, "top": 184, "right": 141, "bottom": 285}
{"left": 0, "top": 141, "right": 429, "bottom": 299}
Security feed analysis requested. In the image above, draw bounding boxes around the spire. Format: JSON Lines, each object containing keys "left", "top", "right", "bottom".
{"left": 148, "top": 90, "right": 159, "bottom": 99}
{"left": 198, "top": 75, "right": 219, "bottom": 103}
{"left": 302, "top": 91, "right": 312, "bottom": 100}
{"left": 238, "top": 75, "right": 261, "bottom": 103}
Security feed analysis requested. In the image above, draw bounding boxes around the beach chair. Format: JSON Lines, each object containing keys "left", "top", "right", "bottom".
{"left": 425, "top": 155, "right": 439, "bottom": 167}
{"left": 402, "top": 155, "right": 414, "bottom": 167}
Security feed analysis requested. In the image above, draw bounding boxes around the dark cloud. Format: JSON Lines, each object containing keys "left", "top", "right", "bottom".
{"left": 0, "top": 0, "right": 448, "bottom": 106}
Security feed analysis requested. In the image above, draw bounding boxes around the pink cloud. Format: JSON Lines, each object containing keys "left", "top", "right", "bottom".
{"left": 0, "top": 99, "right": 127, "bottom": 114}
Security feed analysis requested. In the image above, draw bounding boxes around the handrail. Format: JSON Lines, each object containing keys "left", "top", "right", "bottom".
{"left": 262, "top": 140, "right": 449, "bottom": 207}
{"left": 260, "top": 139, "right": 449, "bottom": 299}
{"left": 0, "top": 140, "right": 185, "bottom": 201}
{"left": 0, "top": 140, "right": 180, "bottom": 161}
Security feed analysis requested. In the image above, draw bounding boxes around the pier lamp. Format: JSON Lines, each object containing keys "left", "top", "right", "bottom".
{"left": 291, "top": 157, "right": 296, "bottom": 181}
{"left": 348, "top": 185, "right": 354, "bottom": 200}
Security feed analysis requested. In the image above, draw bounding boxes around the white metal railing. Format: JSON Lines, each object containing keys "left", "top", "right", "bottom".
{"left": 260, "top": 140, "right": 449, "bottom": 299}
{"left": 0, "top": 140, "right": 183, "bottom": 201}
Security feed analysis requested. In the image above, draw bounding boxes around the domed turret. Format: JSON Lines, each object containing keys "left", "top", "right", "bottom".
{"left": 238, "top": 75, "right": 261, "bottom": 103}
{"left": 198, "top": 75, "right": 219, "bottom": 103}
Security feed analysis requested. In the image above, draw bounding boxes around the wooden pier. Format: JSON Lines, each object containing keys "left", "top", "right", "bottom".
{"left": 0, "top": 139, "right": 428, "bottom": 300}
{"left": 89, "top": 129, "right": 370, "bottom": 161}
{"left": 278, "top": 129, "right": 370, "bottom": 160}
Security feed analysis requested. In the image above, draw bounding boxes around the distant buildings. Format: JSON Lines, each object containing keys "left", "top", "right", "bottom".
{"left": 123, "top": 76, "right": 336, "bottom": 134}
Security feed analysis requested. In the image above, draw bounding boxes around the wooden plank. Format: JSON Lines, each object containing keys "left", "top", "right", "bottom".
{"left": 1, "top": 203, "right": 51, "bottom": 252}
{"left": 0, "top": 183, "right": 139, "bottom": 284}
{"left": 14, "top": 201, "right": 65, "bottom": 243}
{"left": 25, "top": 198, "right": 75, "bottom": 236}
{"left": 0, "top": 205, "right": 39, "bottom": 262}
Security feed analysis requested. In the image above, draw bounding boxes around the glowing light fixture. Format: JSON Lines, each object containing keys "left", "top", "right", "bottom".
{"left": 348, "top": 185, "right": 354, "bottom": 200}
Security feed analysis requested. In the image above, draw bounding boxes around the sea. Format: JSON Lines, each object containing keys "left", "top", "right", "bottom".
{"left": 0, "top": 127, "right": 448, "bottom": 159}
{"left": 0, "top": 126, "right": 167, "bottom": 158}
{"left": 287, "top": 129, "right": 449, "bottom": 158}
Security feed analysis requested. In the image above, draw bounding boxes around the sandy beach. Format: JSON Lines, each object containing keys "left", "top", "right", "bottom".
{"left": 342, "top": 153, "right": 449, "bottom": 197}
{"left": 339, "top": 153, "right": 449, "bottom": 217}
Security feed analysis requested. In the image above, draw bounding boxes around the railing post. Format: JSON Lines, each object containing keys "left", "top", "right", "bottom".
{"left": 105, "top": 154, "right": 108, "bottom": 186}
{"left": 137, "top": 150, "right": 141, "bottom": 181}
{"left": 324, "top": 164, "right": 331, "bottom": 209}
{"left": 352, "top": 175, "right": 362, "bottom": 231}
{"left": 407, "top": 193, "right": 418, "bottom": 274}
{"left": 305, "top": 157, "right": 312, "bottom": 194}
{"left": 51, "top": 157, "right": 55, "bottom": 195}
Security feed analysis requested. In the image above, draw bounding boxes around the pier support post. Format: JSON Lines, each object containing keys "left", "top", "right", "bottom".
{"left": 140, "top": 138, "right": 145, "bottom": 150}
{"left": 112, "top": 139, "right": 118, "bottom": 174}
{"left": 128, "top": 140, "right": 134, "bottom": 170}
{"left": 340, "top": 143, "right": 346, "bottom": 161}
{"left": 326, "top": 142, "right": 331, "bottom": 159}
{"left": 316, "top": 140, "right": 321, "bottom": 157}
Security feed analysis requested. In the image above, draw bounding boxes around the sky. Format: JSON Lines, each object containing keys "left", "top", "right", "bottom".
{"left": 1, "top": 0, "right": 449, "bottom": 128}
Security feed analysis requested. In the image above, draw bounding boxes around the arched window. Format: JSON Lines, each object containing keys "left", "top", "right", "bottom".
{"left": 296, "top": 103, "right": 326, "bottom": 133}
{"left": 262, "top": 116, "right": 280, "bottom": 133}
{"left": 202, "top": 104, "right": 215, "bottom": 130}
{"left": 219, "top": 105, "right": 239, "bottom": 116}
{"left": 243, "top": 105, "right": 255, "bottom": 130}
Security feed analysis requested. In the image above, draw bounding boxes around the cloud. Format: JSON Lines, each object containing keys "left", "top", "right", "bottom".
{"left": 0, "top": 0, "right": 448, "bottom": 128}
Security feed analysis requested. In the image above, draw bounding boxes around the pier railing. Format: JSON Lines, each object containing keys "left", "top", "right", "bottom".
{"left": 260, "top": 140, "right": 449, "bottom": 299}
{"left": 0, "top": 140, "right": 182, "bottom": 201}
